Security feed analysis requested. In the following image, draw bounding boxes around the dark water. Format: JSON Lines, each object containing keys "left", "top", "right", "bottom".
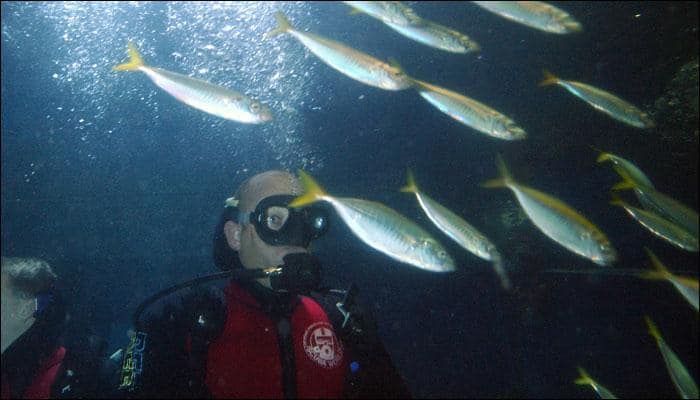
{"left": 2, "top": 1, "right": 698, "bottom": 398}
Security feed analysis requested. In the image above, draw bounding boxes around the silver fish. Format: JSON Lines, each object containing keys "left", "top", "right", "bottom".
{"left": 411, "top": 78, "right": 526, "bottom": 140}
{"left": 626, "top": 187, "right": 699, "bottom": 239}
{"left": 540, "top": 70, "right": 655, "bottom": 129}
{"left": 645, "top": 317, "right": 699, "bottom": 399}
{"left": 594, "top": 149, "right": 661, "bottom": 212}
{"left": 266, "top": 12, "right": 412, "bottom": 91}
{"left": 401, "top": 170, "right": 510, "bottom": 288}
{"left": 347, "top": 1, "right": 479, "bottom": 53}
{"left": 472, "top": 1, "right": 582, "bottom": 34}
{"left": 113, "top": 43, "right": 272, "bottom": 124}
{"left": 483, "top": 155, "right": 617, "bottom": 266}
{"left": 641, "top": 248, "right": 698, "bottom": 311}
{"left": 383, "top": 18, "right": 481, "bottom": 54}
{"left": 595, "top": 150, "right": 699, "bottom": 237}
{"left": 290, "top": 170, "right": 455, "bottom": 273}
{"left": 343, "top": 1, "right": 418, "bottom": 25}
{"left": 611, "top": 195, "right": 698, "bottom": 252}
{"left": 574, "top": 367, "right": 618, "bottom": 399}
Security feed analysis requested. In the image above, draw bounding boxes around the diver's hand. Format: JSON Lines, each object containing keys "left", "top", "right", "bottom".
{"left": 270, "top": 253, "right": 322, "bottom": 295}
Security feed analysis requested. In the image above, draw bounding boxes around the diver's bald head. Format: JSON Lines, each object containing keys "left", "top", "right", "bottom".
{"left": 235, "top": 170, "right": 302, "bottom": 213}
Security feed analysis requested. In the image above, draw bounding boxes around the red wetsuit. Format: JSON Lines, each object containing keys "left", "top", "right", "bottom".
{"left": 1, "top": 346, "right": 66, "bottom": 399}
{"left": 204, "top": 281, "right": 346, "bottom": 398}
{"left": 134, "top": 279, "right": 411, "bottom": 399}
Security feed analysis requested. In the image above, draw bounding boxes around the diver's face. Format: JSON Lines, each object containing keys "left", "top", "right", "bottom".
{"left": 238, "top": 217, "right": 308, "bottom": 271}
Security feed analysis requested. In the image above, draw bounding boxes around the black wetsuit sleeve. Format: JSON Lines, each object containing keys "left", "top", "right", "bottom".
{"left": 341, "top": 313, "right": 412, "bottom": 399}
{"left": 52, "top": 334, "right": 123, "bottom": 399}
{"left": 120, "top": 288, "right": 224, "bottom": 399}
{"left": 313, "top": 290, "right": 411, "bottom": 399}
{"left": 120, "top": 301, "right": 196, "bottom": 398}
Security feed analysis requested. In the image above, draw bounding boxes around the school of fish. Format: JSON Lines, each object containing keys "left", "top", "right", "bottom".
{"left": 111, "top": 2, "right": 698, "bottom": 397}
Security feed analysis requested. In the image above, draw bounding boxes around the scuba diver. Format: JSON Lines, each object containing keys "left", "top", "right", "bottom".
{"left": 1, "top": 257, "right": 116, "bottom": 399}
{"left": 118, "top": 170, "right": 411, "bottom": 398}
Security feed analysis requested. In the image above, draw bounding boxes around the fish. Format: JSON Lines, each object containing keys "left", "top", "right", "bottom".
{"left": 401, "top": 170, "right": 510, "bottom": 289}
{"left": 639, "top": 248, "right": 698, "bottom": 311}
{"left": 539, "top": 70, "right": 655, "bottom": 129}
{"left": 645, "top": 316, "right": 699, "bottom": 399}
{"left": 472, "top": 1, "right": 582, "bottom": 34}
{"left": 408, "top": 78, "right": 526, "bottom": 140}
{"left": 289, "top": 170, "right": 455, "bottom": 273}
{"left": 343, "top": 1, "right": 419, "bottom": 25}
{"left": 574, "top": 367, "right": 618, "bottom": 399}
{"left": 482, "top": 155, "right": 617, "bottom": 266}
{"left": 595, "top": 149, "right": 655, "bottom": 190}
{"left": 612, "top": 180, "right": 699, "bottom": 239}
{"left": 346, "top": 2, "right": 480, "bottom": 53}
{"left": 381, "top": 18, "right": 481, "bottom": 54}
{"left": 265, "top": 11, "right": 412, "bottom": 91}
{"left": 113, "top": 43, "right": 272, "bottom": 124}
{"left": 593, "top": 148, "right": 663, "bottom": 213}
{"left": 610, "top": 195, "right": 698, "bottom": 252}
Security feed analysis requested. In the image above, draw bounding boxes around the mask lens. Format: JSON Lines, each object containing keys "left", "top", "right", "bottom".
{"left": 306, "top": 207, "right": 329, "bottom": 238}
{"left": 264, "top": 206, "right": 290, "bottom": 231}
{"left": 312, "top": 215, "right": 325, "bottom": 231}
{"left": 251, "top": 195, "right": 329, "bottom": 247}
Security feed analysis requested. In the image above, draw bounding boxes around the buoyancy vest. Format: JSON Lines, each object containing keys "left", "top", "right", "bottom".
{"left": 203, "top": 281, "right": 347, "bottom": 398}
{"left": 1, "top": 346, "right": 66, "bottom": 399}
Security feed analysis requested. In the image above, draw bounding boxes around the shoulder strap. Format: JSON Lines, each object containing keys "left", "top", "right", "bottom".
{"left": 275, "top": 315, "right": 297, "bottom": 399}
{"left": 183, "top": 287, "right": 227, "bottom": 397}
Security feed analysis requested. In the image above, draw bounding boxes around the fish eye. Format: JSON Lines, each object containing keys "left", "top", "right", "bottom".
{"left": 250, "top": 102, "right": 261, "bottom": 113}
{"left": 437, "top": 250, "right": 447, "bottom": 259}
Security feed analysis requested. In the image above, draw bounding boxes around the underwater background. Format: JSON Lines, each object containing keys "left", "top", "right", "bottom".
{"left": 2, "top": 1, "right": 698, "bottom": 397}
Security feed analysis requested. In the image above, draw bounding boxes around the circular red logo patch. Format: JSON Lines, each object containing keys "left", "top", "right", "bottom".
{"left": 302, "top": 321, "right": 343, "bottom": 368}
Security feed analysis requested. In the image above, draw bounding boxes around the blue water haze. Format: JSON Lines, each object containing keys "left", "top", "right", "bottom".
{"left": 2, "top": 2, "right": 697, "bottom": 397}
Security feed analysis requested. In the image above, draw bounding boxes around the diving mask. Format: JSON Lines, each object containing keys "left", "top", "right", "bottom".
{"left": 236, "top": 194, "right": 329, "bottom": 247}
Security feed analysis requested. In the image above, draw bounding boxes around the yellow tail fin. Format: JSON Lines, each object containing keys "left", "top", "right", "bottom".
{"left": 609, "top": 192, "right": 627, "bottom": 208}
{"left": 574, "top": 366, "right": 593, "bottom": 386}
{"left": 587, "top": 144, "right": 611, "bottom": 163}
{"left": 482, "top": 154, "right": 514, "bottom": 189}
{"left": 387, "top": 58, "right": 417, "bottom": 88}
{"left": 611, "top": 178, "right": 636, "bottom": 191}
{"left": 387, "top": 57, "right": 403, "bottom": 72}
{"left": 594, "top": 150, "right": 614, "bottom": 164}
{"left": 491, "top": 253, "right": 512, "bottom": 291}
{"left": 289, "top": 170, "right": 328, "bottom": 208}
{"left": 264, "top": 11, "right": 294, "bottom": 39}
{"left": 539, "top": 69, "right": 560, "bottom": 87}
{"left": 113, "top": 42, "right": 145, "bottom": 72}
{"left": 597, "top": 152, "right": 614, "bottom": 163}
{"left": 400, "top": 169, "right": 419, "bottom": 194}
{"left": 349, "top": 7, "right": 363, "bottom": 15}
{"left": 645, "top": 247, "right": 671, "bottom": 274}
{"left": 644, "top": 315, "right": 662, "bottom": 341}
